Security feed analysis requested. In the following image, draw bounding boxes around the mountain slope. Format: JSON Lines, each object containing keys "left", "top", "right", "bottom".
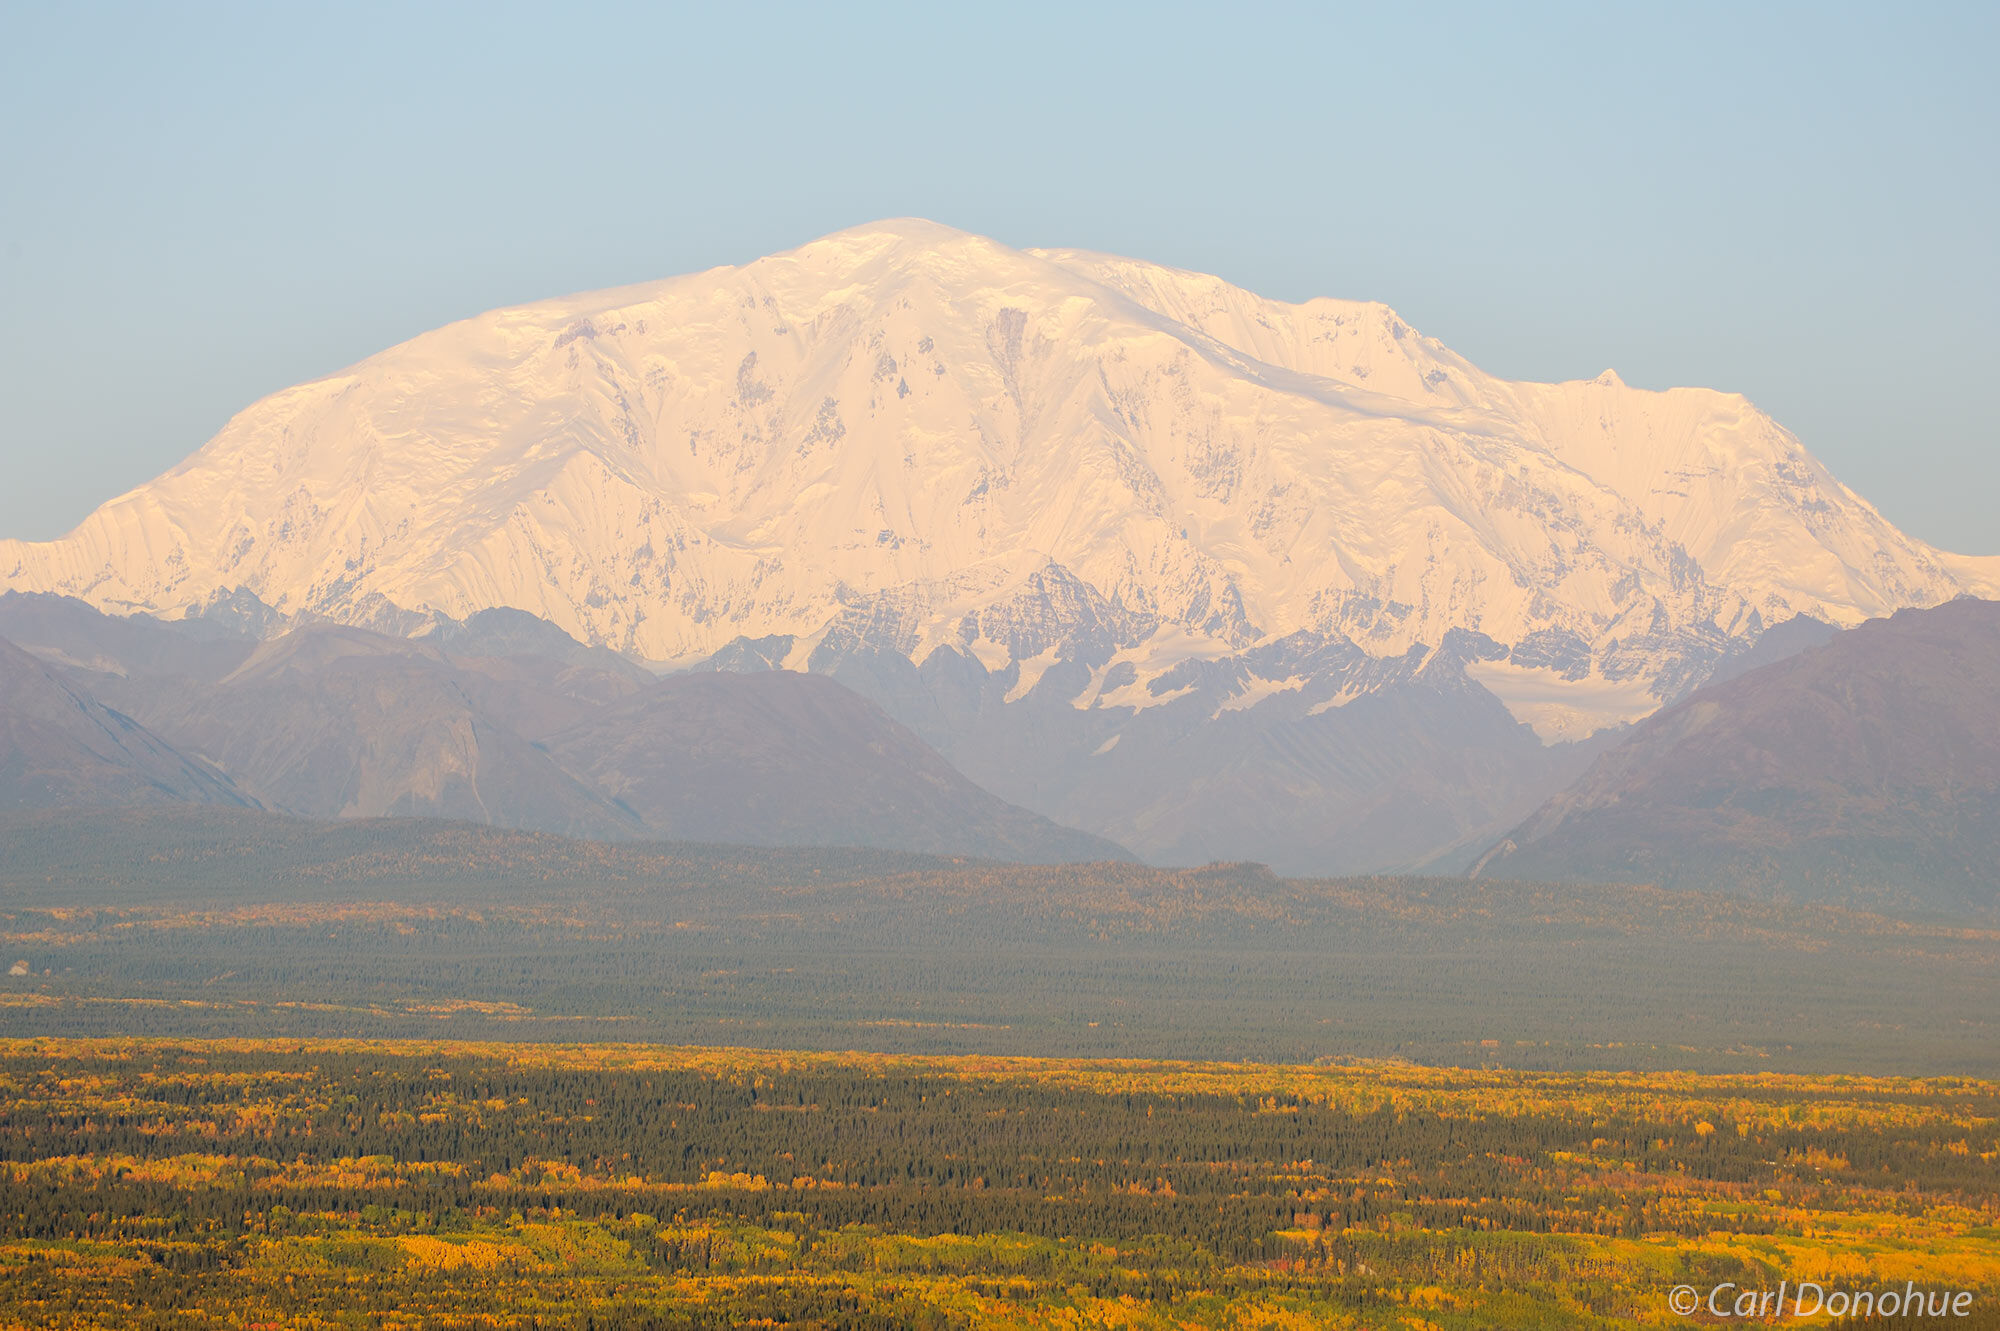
{"left": 778, "top": 624, "right": 1612, "bottom": 875}
{"left": 545, "top": 669, "right": 1128, "bottom": 862}
{"left": 134, "top": 626, "right": 644, "bottom": 836}
{"left": 0, "top": 634, "right": 252, "bottom": 812}
{"left": 1474, "top": 597, "right": 2000, "bottom": 911}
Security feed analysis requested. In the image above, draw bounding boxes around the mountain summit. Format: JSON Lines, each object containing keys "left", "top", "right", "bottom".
{"left": 6, "top": 221, "right": 1993, "bottom": 870}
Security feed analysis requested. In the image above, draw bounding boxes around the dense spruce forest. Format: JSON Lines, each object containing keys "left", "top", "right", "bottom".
{"left": 0, "top": 1041, "right": 1993, "bottom": 1328}
{"left": 2, "top": 811, "right": 1996, "bottom": 1324}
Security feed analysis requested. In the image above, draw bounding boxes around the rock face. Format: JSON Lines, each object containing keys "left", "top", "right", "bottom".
{"left": 4, "top": 221, "right": 1993, "bottom": 870}
{"left": 129, "top": 626, "right": 645, "bottom": 838}
{"left": 545, "top": 670, "right": 1123, "bottom": 861}
{"left": 0, "top": 594, "right": 1126, "bottom": 862}
{"left": 0, "top": 634, "right": 252, "bottom": 813}
{"left": 1475, "top": 598, "right": 2000, "bottom": 914}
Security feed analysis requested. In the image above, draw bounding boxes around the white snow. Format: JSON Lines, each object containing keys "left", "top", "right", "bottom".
{"left": 1004, "top": 646, "right": 1063, "bottom": 703}
{"left": 1465, "top": 659, "right": 1662, "bottom": 742}
{"left": 2, "top": 217, "right": 1989, "bottom": 726}
{"left": 1214, "top": 674, "right": 1308, "bottom": 717}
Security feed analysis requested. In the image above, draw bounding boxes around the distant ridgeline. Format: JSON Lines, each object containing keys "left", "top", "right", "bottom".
{"left": 1, "top": 806, "right": 1994, "bottom": 1076}
{"left": 5, "top": 591, "right": 2000, "bottom": 911}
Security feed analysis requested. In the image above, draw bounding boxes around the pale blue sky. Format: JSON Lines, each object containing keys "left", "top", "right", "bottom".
{"left": 2, "top": 1, "right": 1994, "bottom": 552}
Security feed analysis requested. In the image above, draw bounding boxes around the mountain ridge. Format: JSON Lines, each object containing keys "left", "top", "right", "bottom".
{"left": 0, "top": 593, "right": 1129, "bottom": 863}
{"left": 1473, "top": 596, "right": 2000, "bottom": 912}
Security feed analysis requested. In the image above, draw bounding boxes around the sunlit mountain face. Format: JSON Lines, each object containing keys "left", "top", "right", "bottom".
{"left": 7, "top": 220, "right": 1993, "bottom": 872}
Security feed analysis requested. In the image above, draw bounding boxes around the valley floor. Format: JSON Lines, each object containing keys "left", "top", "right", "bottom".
{"left": 0, "top": 1039, "right": 1994, "bottom": 1329}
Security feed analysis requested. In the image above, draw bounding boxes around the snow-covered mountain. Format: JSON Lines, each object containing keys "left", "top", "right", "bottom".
{"left": 6, "top": 220, "right": 1993, "bottom": 870}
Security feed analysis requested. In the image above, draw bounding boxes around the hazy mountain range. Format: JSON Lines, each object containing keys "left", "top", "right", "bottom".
{"left": 2, "top": 221, "right": 1995, "bottom": 885}
{"left": 0, "top": 596, "right": 1121, "bottom": 863}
